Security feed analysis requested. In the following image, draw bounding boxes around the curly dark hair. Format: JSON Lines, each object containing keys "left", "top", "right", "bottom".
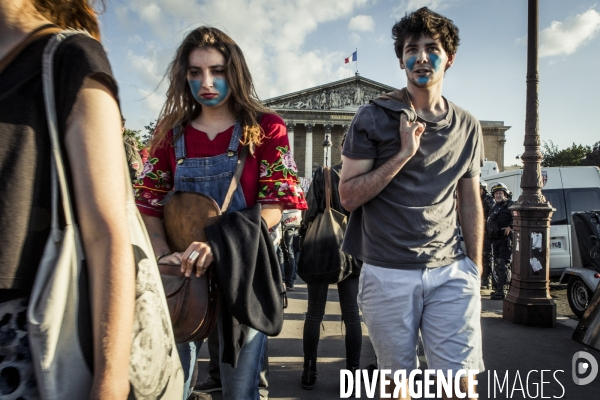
{"left": 392, "top": 7, "right": 460, "bottom": 61}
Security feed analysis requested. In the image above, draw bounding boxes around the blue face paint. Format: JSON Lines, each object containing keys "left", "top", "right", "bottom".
{"left": 407, "top": 53, "right": 442, "bottom": 85}
{"left": 187, "top": 77, "right": 230, "bottom": 107}
{"left": 429, "top": 53, "right": 442, "bottom": 72}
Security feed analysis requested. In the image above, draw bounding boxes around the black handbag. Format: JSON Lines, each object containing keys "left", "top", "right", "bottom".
{"left": 297, "top": 166, "right": 352, "bottom": 284}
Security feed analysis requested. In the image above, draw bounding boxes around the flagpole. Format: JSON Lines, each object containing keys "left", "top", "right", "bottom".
{"left": 355, "top": 48, "right": 358, "bottom": 74}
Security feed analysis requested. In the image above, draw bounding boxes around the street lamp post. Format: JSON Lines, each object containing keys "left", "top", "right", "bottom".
{"left": 323, "top": 124, "right": 332, "bottom": 167}
{"left": 503, "top": 0, "right": 556, "bottom": 327}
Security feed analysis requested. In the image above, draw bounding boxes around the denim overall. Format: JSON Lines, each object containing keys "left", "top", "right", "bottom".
{"left": 172, "top": 123, "right": 266, "bottom": 400}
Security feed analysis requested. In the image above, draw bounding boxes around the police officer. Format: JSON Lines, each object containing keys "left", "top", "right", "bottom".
{"left": 486, "top": 182, "right": 514, "bottom": 300}
{"left": 480, "top": 179, "right": 495, "bottom": 289}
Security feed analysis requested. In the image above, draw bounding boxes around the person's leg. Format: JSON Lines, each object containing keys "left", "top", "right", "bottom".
{"left": 481, "top": 234, "right": 492, "bottom": 288}
{"left": 275, "top": 244, "right": 285, "bottom": 285}
{"left": 357, "top": 264, "right": 423, "bottom": 400}
{"left": 176, "top": 341, "right": 200, "bottom": 399}
{"left": 283, "top": 229, "right": 296, "bottom": 288}
{"left": 292, "top": 232, "right": 300, "bottom": 280}
{"left": 195, "top": 327, "right": 222, "bottom": 392}
{"left": 301, "top": 282, "right": 329, "bottom": 388}
{"left": 490, "top": 240, "right": 499, "bottom": 290}
{"left": 207, "top": 327, "right": 221, "bottom": 382}
{"left": 218, "top": 320, "right": 266, "bottom": 400}
{"left": 259, "top": 339, "right": 269, "bottom": 399}
{"left": 420, "top": 258, "right": 484, "bottom": 400}
{"left": 302, "top": 282, "right": 329, "bottom": 360}
{"left": 337, "top": 274, "right": 362, "bottom": 368}
{"left": 491, "top": 258, "right": 508, "bottom": 299}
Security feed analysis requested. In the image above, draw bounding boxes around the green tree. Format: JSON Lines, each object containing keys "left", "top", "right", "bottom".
{"left": 582, "top": 141, "right": 600, "bottom": 168}
{"left": 140, "top": 120, "right": 157, "bottom": 148}
{"left": 541, "top": 141, "right": 591, "bottom": 167}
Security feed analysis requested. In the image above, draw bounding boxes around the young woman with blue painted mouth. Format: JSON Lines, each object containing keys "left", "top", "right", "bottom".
{"left": 136, "top": 26, "right": 307, "bottom": 400}
{"left": 186, "top": 46, "right": 232, "bottom": 111}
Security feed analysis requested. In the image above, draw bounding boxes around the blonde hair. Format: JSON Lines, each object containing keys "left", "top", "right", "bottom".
{"left": 151, "top": 27, "right": 272, "bottom": 152}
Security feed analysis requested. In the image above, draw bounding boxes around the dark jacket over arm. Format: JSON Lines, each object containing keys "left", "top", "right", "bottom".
{"left": 205, "top": 204, "right": 284, "bottom": 366}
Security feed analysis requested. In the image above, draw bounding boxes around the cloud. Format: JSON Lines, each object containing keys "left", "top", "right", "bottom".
{"left": 349, "top": 15, "right": 375, "bottom": 32}
{"left": 137, "top": 88, "right": 167, "bottom": 117}
{"left": 536, "top": 9, "right": 600, "bottom": 58}
{"left": 126, "top": 49, "right": 162, "bottom": 88}
{"left": 393, "top": 0, "right": 467, "bottom": 15}
{"left": 119, "top": 0, "right": 370, "bottom": 100}
{"left": 349, "top": 32, "right": 362, "bottom": 45}
{"left": 128, "top": 35, "right": 143, "bottom": 45}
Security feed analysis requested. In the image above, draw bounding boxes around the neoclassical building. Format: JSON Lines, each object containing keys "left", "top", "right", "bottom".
{"left": 264, "top": 75, "right": 510, "bottom": 177}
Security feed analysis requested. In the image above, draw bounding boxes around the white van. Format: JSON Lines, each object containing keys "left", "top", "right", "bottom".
{"left": 483, "top": 166, "right": 600, "bottom": 278}
{"left": 480, "top": 160, "right": 499, "bottom": 177}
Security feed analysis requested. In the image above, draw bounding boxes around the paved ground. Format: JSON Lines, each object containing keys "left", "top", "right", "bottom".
{"left": 194, "top": 280, "right": 600, "bottom": 400}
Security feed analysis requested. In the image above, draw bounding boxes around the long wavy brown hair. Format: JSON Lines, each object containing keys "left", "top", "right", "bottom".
{"left": 151, "top": 27, "right": 272, "bottom": 153}
{"left": 34, "top": 0, "right": 102, "bottom": 40}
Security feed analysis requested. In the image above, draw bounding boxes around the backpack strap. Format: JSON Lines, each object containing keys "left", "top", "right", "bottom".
{"left": 324, "top": 166, "right": 332, "bottom": 213}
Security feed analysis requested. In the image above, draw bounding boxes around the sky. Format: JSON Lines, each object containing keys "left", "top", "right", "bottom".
{"left": 98, "top": 0, "right": 600, "bottom": 168}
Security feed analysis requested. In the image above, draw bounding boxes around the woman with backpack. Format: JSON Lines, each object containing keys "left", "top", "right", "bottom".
{"left": 298, "top": 136, "right": 362, "bottom": 390}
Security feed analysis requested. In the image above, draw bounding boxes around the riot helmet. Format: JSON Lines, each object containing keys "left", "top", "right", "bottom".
{"left": 491, "top": 182, "right": 510, "bottom": 197}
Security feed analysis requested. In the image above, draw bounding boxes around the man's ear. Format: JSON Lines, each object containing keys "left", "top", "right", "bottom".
{"left": 399, "top": 58, "right": 405, "bottom": 70}
{"left": 445, "top": 53, "right": 455, "bottom": 71}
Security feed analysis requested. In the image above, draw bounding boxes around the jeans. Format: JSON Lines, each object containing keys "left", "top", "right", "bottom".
{"left": 276, "top": 244, "right": 285, "bottom": 284}
{"left": 176, "top": 340, "right": 202, "bottom": 399}
{"left": 303, "top": 274, "right": 362, "bottom": 367}
{"left": 206, "top": 326, "right": 270, "bottom": 398}
{"left": 218, "top": 315, "right": 267, "bottom": 400}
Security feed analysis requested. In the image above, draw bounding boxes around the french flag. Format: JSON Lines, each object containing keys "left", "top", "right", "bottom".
{"left": 344, "top": 51, "right": 357, "bottom": 64}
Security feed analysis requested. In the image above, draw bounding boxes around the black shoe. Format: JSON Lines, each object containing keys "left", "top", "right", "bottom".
{"left": 490, "top": 291, "right": 505, "bottom": 300}
{"left": 301, "top": 359, "right": 317, "bottom": 390}
{"left": 194, "top": 377, "right": 222, "bottom": 393}
{"left": 286, "top": 286, "right": 294, "bottom": 291}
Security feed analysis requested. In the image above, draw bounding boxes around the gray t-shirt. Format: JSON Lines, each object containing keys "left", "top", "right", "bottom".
{"left": 342, "top": 95, "right": 483, "bottom": 269}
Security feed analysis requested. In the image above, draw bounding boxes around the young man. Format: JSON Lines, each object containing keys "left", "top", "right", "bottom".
{"left": 339, "top": 7, "right": 484, "bottom": 400}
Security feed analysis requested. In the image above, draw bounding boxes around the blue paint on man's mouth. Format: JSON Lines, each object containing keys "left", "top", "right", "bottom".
{"left": 417, "top": 76, "right": 430, "bottom": 85}
{"left": 188, "top": 78, "right": 229, "bottom": 106}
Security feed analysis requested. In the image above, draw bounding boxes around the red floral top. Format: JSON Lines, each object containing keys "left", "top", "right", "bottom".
{"left": 134, "top": 113, "right": 307, "bottom": 218}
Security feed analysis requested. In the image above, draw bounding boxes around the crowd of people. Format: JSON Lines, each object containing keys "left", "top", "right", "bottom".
{"left": 1, "top": 1, "right": 520, "bottom": 399}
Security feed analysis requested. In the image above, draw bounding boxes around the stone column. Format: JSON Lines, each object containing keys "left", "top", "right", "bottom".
{"left": 498, "top": 138, "right": 506, "bottom": 172}
{"left": 324, "top": 124, "right": 333, "bottom": 167}
{"left": 286, "top": 122, "right": 295, "bottom": 154}
{"left": 304, "top": 123, "right": 314, "bottom": 177}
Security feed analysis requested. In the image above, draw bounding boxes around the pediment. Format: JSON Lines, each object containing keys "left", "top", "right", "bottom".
{"left": 263, "top": 75, "right": 396, "bottom": 112}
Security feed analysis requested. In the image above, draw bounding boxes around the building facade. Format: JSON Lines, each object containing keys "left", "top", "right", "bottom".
{"left": 264, "top": 75, "right": 511, "bottom": 176}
